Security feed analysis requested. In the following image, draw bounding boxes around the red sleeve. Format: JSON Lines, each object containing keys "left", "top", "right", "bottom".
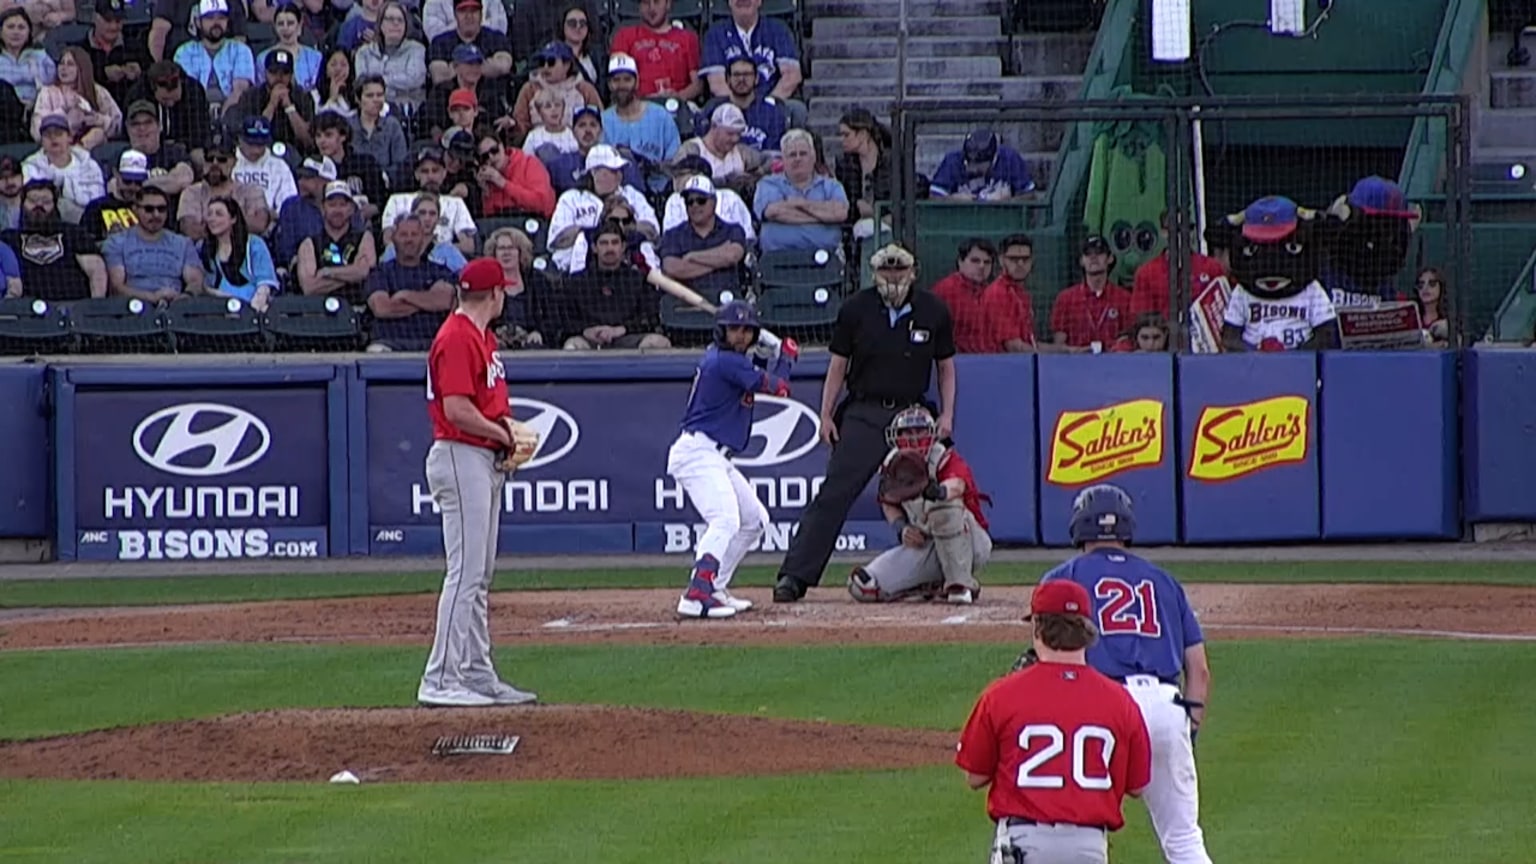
{"left": 955, "top": 687, "right": 1000, "bottom": 777}
{"left": 981, "top": 286, "right": 1021, "bottom": 348}
{"left": 504, "top": 155, "right": 556, "bottom": 218}
{"left": 936, "top": 452, "right": 975, "bottom": 487}
{"left": 1049, "top": 290, "right": 1071, "bottom": 336}
{"left": 1130, "top": 261, "right": 1161, "bottom": 317}
{"left": 611, "top": 26, "right": 636, "bottom": 57}
{"left": 1121, "top": 696, "right": 1153, "bottom": 794}
{"left": 428, "top": 331, "right": 480, "bottom": 399}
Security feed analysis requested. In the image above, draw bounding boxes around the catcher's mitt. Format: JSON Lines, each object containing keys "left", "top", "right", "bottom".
{"left": 1009, "top": 648, "right": 1039, "bottom": 674}
{"left": 877, "top": 449, "right": 931, "bottom": 505}
{"left": 495, "top": 418, "right": 540, "bottom": 472}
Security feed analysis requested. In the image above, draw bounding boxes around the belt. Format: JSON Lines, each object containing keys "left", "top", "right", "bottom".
{"left": 851, "top": 395, "right": 914, "bottom": 410}
{"left": 685, "top": 429, "right": 733, "bottom": 457}
{"left": 1005, "top": 818, "right": 1109, "bottom": 833}
{"left": 1116, "top": 674, "right": 1180, "bottom": 688}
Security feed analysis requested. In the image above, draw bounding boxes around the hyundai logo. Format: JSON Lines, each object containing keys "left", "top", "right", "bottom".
{"left": 510, "top": 397, "right": 579, "bottom": 469}
{"left": 733, "top": 396, "right": 821, "bottom": 467}
{"left": 133, "top": 403, "right": 272, "bottom": 478}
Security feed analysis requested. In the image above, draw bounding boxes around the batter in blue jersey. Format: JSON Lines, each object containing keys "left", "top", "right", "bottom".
{"left": 1034, "top": 484, "right": 1215, "bottom": 864}
{"left": 667, "top": 301, "right": 796, "bottom": 619}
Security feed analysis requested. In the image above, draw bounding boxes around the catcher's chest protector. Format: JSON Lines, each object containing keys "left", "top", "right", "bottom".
{"left": 897, "top": 445, "right": 949, "bottom": 529}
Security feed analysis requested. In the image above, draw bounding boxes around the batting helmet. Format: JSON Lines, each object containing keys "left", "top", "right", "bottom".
{"left": 714, "top": 301, "right": 760, "bottom": 344}
{"left": 1068, "top": 484, "right": 1135, "bottom": 546}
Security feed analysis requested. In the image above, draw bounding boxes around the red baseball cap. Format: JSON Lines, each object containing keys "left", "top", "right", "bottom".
{"left": 459, "top": 258, "right": 513, "bottom": 293}
{"left": 448, "top": 88, "right": 477, "bottom": 110}
{"left": 1026, "top": 580, "right": 1092, "bottom": 619}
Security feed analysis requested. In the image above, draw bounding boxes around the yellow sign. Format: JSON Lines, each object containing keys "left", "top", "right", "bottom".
{"left": 1047, "top": 399, "right": 1165, "bottom": 486}
{"left": 1188, "top": 396, "right": 1310, "bottom": 481}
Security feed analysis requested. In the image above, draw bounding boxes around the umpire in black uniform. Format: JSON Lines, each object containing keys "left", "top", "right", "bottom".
{"left": 774, "top": 243, "right": 958, "bottom": 602}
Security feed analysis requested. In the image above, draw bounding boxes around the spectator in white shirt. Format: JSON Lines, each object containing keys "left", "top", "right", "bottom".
{"left": 547, "top": 144, "right": 657, "bottom": 273}
{"left": 22, "top": 114, "right": 106, "bottom": 224}
{"left": 230, "top": 114, "right": 298, "bottom": 214}
{"left": 380, "top": 145, "right": 477, "bottom": 254}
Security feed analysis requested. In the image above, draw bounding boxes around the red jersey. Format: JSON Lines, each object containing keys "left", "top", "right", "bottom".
{"left": 1131, "top": 252, "right": 1226, "bottom": 318}
{"left": 980, "top": 274, "right": 1037, "bottom": 351}
{"left": 426, "top": 312, "right": 510, "bottom": 449}
{"left": 956, "top": 662, "right": 1151, "bottom": 829}
{"left": 935, "top": 449, "right": 989, "bottom": 531}
{"left": 931, "top": 271, "right": 993, "bottom": 354}
{"left": 1049, "top": 282, "right": 1132, "bottom": 348}
{"left": 611, "top": 23, "right": 701, "bottom": 97}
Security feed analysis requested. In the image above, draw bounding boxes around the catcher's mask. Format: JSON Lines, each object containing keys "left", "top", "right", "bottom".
{"left": 870, "top": 243, "right": 916, "bottom": 308}
{"left": 885, "top": 406, "right": 936, "bottom": 452}
{"left": 1069, "top": 483, "right": 1135, "bottom": 546}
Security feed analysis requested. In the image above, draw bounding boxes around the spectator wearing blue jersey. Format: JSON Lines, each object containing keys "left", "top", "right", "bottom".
{"left": 701, "top": 0, "right": 805, "bottom": 129}
{"left": 172, "top": 0, "right": 254, "bottom": 114}
{"left": 754, "top": 129, "right": 847, "bottom": 254}
{"left": 929, "top": 129, "right": 1036, "bottom": 201}
{"left": 255, "top": 5, "right": 323, "bottom": 90}
{"left": 198, "top": 195, "right": 278, "bottom": 311}
{"left": 1037, "top": 484, "right": 1215, "bottom": 864}
{"left": 701, "top": 56, "right": 787, "bottom": 155}
{"left": 666, "top": 300, "right": 795, "bottom": 618}
{"left": 601, "top": 53, "right": 681, "bottom": 168}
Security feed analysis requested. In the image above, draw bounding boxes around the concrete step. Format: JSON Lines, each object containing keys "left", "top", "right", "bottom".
{"left": 1491, "top": 70, "right": 1536, "bottom": 110}
{"left": 809, "top": 56, "right": 1003, "bottom": 80}
{"left": 1008, "top": 32, "right": 1097, "bottom": 77}
{"left": 803, "top": 74, "right": 1081, "bottom": 101}
{"left": 810, "top": 15, "right": 1001, "bottom": 39}
{"left": 807, "top": 35, "right": 1005, "bottom": 60}
{"left": 804, "top": 0, "right": 1005, "bottom": 18}
{"left": 1476, "top": 108, "right": 1536, "bottom": 149}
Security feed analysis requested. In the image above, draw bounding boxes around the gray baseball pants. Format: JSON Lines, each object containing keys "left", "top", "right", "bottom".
{"left": 420, "top": 440, "right": 506, "bottom": 694}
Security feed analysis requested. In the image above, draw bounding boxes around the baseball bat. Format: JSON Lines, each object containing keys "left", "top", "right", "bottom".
{"left": 646, "top": 268, "right": 718, "bottom": 314}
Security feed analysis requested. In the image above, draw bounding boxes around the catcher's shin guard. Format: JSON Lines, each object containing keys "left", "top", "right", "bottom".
{"left": 926, "top": 502, "right": 978, "bottom": 592}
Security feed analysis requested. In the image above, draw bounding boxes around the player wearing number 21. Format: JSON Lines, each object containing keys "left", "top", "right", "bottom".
{"left": 1038, "top": 484, "right": 1214, "bottom": 864}
{"left": 956, "top": 578, "right": 1151, "bottom": 864}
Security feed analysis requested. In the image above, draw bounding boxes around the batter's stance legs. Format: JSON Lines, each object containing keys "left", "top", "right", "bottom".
{"left": 776, "top": 402, "right": 894, "bottom": 598}
{"left": 1128, "top": 682, "right": 1213, "bottom": 864}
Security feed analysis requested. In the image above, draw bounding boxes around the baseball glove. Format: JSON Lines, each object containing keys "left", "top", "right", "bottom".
{"left": 495, "top": 419, "right": 540, "bottom": 472}
{"left": 1009, "top": 648, "right": 1039, "bottom": 674}
{"left": 877, "top": 449, "right": 931, "bottom": 505}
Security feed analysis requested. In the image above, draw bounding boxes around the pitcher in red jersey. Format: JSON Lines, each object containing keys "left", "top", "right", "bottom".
{"left": 956, "top": 580, "right": 1151, "bottom": 864}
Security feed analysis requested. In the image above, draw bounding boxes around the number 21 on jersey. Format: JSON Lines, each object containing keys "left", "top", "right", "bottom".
{"left": 1094, "top": 577, "right": 1161, "bottom": 637}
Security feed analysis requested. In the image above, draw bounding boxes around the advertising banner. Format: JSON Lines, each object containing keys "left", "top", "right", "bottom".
{"left": 1462, "top": 349, "right": 1536, "bottom": 522}
{"left": 0, "top": 367, "right": 48, "bottom": 537}
{"left": 1178, "top": 353, "right": 1320, "bottom": 542}
{"left": 72, "top": 389, "right": 332, "bottom": 560}
{"left": 1320, "top": 351, "right": 1458, "bottom": 539}
{"left": 1036, "top": 354, "right": 1178, "bottom": 546}
{"left": 364, "top": 376, "right": 888, "bottom": 556}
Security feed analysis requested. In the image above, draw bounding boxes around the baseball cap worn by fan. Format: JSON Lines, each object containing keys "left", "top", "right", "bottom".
{"left": 297, "top": 156, "right": 338, "bottom": 180}
{"left": 324, "top": 180, "right": 354, "bottom": 201}
{"left": 459, "top": 257, "right": 513, "bottom": 292}
{"left": 415, "top": 145, "right": 445, "bottom": 167}
{"left": 198, "top": 0, "right": 229, "bottom": 17}
{"left": 680, "top": 175, "right": 716, "bottom": 198}
{"left": 37, "top": 114, "right": 70, "bottom": 135}
{"left": 448, "top": 88, "right": 477, "bottom": 111}
{"left": 963, "top": 129, "right": 998, "bottom": 168}
{"left": 118, "top": 150, "right": 150, "bottom": 182}
{"left": 583, "top": 144, "right": 627, "bottom": 173}
{"left": 1026, "top": 580, "right": 1093, "bottom": 620}
{"left": 572, "top": 104, "right": 601, "bottom": 125}
{"left": 537, "top": 41, "right": 575, "bottom": 64}
{"left": 265, "top": 49, "right": 294, "bottom": 72}
{"left": 607, "top": 53, "right": 638, "bottom": 78}
{"left": 242, "top": 115, "right": 274, "bottom": 144}
{"left": 126, "top": 100, "right": 158, "bottom": 121}
{"left": 710, "top": 103, "right": 747, "bottom": 133}
{"left": 95, "top": 0, "right": 126, "bottom": 19}
{"left": 1349, "top": 175, "right": 1417, "bottom": 218}
{"left": 1082, "top": 234, "right": 1111, "bottom": 255}
{"left": 1241, "top": 196, "right": 1299, "bottom": 242}
{"left": 452, "top": 44, "right": 484, "bottom": 65}
{"left": 454, "top": 0, "right": 482, "bottom": 9}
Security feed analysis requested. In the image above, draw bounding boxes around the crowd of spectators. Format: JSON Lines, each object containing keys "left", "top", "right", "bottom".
{"left": 0, "top": 0, "right": 884, "bottom": 352}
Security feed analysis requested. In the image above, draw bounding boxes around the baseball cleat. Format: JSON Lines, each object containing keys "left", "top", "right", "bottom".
{"left": 417, "top": 686, "right": 497, "bottom": 708}
{"left": 716, "top": 589, "right": 754, "bottom": 612}
{"left": 677, "top": 576, "right": 738, "bottom": 618}
{"left": 479, "top": 680, "right": 539, "bottom": 705}
{"left": 945, "top": 586, "right": 975, "bottom": 605}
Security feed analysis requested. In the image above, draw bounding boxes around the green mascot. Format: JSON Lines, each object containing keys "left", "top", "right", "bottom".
{"left": 1082, "top": 85, "right": 1170, "bottom": 286}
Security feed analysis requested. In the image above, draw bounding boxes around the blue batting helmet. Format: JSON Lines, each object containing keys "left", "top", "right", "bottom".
{"left": 1068, "top": 484, "right": 1135, "bottom": 546}
{"left": 715, "top": 301, "right": 760, "bottom": 343}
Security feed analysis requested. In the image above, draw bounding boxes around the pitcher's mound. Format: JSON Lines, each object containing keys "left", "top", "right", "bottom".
{"left": 0, "top": 705, "right": 956, "bottom": 783}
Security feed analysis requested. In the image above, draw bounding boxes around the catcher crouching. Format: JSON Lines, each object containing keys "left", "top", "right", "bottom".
{"left": 849, "top": 407, "right": 992, "bottom": 604}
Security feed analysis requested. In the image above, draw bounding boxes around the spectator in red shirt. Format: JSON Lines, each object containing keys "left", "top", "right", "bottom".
{"left": 1050, "top": 234, "right": 1132, "bottom": 352}
{"left": 979, "top": 232, "right": 1037, "bottom": 352}
{"left": 1131, "top": 211, "right": 1226, "bottom": 318}
{"left": 610, "top": 0, "right": 702, "bottom": 101}
{"left": 930, "top": 238, "right": 996, "bottom": 353}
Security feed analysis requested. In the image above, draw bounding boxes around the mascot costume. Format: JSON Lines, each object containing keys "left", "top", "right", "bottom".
{"left": 1082, "top": 85, "right": 1172, "bottom": 286}
{"left": 1321, "top": 175, "right": 1422, "bottom": 309}
{"left": 1205, "top": 195, "right": 1340, "bottom": 352}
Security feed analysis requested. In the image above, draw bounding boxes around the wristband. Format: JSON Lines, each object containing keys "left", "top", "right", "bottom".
{"left": 284, "top": 105, "right": 298, "bottom": 114}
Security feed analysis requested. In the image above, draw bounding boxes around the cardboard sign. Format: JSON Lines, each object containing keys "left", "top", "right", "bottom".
{"left": 1189, "top": 275, "right": 1232, "bottom": 354}
{"left": 1337, "top": 301, "right": 1426, "bottom": 351}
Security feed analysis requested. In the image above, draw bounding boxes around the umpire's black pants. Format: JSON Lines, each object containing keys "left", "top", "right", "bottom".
{"left": 778, "top": 399, "right": 903, "bottom": 587}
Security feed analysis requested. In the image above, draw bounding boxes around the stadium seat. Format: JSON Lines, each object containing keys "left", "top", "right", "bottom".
{"left": 477, "top": 213, "right": 548, "bottom": 255}
{"left": 756, "top": 248, "right": 845, "bottom": 330}
{"left": 91, "top": 141, "right": 131, "bottom": 179}
{"left": 245, "top": 22, "right": 277, "bottom": 54}
{"left": 69, "top": 297, "right": 172, "bottom": 354}
{"left": 42, "top": 24, "right": 91, "bottom": 60}
{"left": 0, "top": 297, "right": 71, "bottom": 355}
{"left": 0, "top": 142, "right": 36, "bottom": 163}
{"left": 163, "top": 296, "right": 269, "bottom": 353}
{"left": 659, "top": 278, "right": 746, "bottom": 340}
{"left": 648, "top": 96, "right": 698, "bottom": 152}
{"left": 263, "top": 295, "right": 365, "bottom": 352}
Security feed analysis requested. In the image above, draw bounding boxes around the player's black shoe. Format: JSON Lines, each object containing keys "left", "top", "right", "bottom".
{"left": 773, "top": 576, "right": 807, "bottom": 603}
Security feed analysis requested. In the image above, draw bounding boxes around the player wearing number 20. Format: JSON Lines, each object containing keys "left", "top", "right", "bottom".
{"left": 667, "top": 302, "right": 796, "bottom": 619}
{"left": 956, "top": 579, "right": 1151, "bottom": 864}
{"left": 1039, "top": 484, "right": 1214, "bottom": 864}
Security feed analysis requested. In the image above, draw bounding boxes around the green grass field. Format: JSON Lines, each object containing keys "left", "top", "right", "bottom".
{"left": 1, "top": 562, "right": 1531, "bottom": 863}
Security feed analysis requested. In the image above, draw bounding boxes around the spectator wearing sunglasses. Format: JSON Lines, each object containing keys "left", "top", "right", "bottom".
{"left": 660, "top": 175, "right": 747, "bottom": 301}
{"left": 102, "top": 186, "right": 204, "bottom": 303}
{"left": 477, "top": 131, "right": 556, "bottom": 218}
{"left": 177, "top": 130, "right": 270, "bottom": 240}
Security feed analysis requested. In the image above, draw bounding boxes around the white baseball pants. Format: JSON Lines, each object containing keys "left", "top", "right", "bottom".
{"left": 1122, "top": 675, "right": 1213, "bottom": 864}
{"left": 666, "top": 431, "right": 768, "bottom": 589}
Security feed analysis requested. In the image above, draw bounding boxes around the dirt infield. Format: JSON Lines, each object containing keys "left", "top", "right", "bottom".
{"left": 3, "top": 581, "right": 1533, "bottom": 784}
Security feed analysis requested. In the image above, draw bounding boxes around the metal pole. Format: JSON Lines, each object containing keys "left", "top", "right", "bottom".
{"left": 1190, "top": 105, "right": 1209, "bottom": 254}
{"left": 896, "top": 0, "right": 908, "bottom": 106}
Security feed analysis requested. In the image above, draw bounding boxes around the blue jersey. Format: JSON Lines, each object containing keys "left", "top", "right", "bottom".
{"left": 1040, "top": 548, "right": 1203, "bottom": 684}
{"left": 678, "top": 345, "right": 788, "bottom": 453}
